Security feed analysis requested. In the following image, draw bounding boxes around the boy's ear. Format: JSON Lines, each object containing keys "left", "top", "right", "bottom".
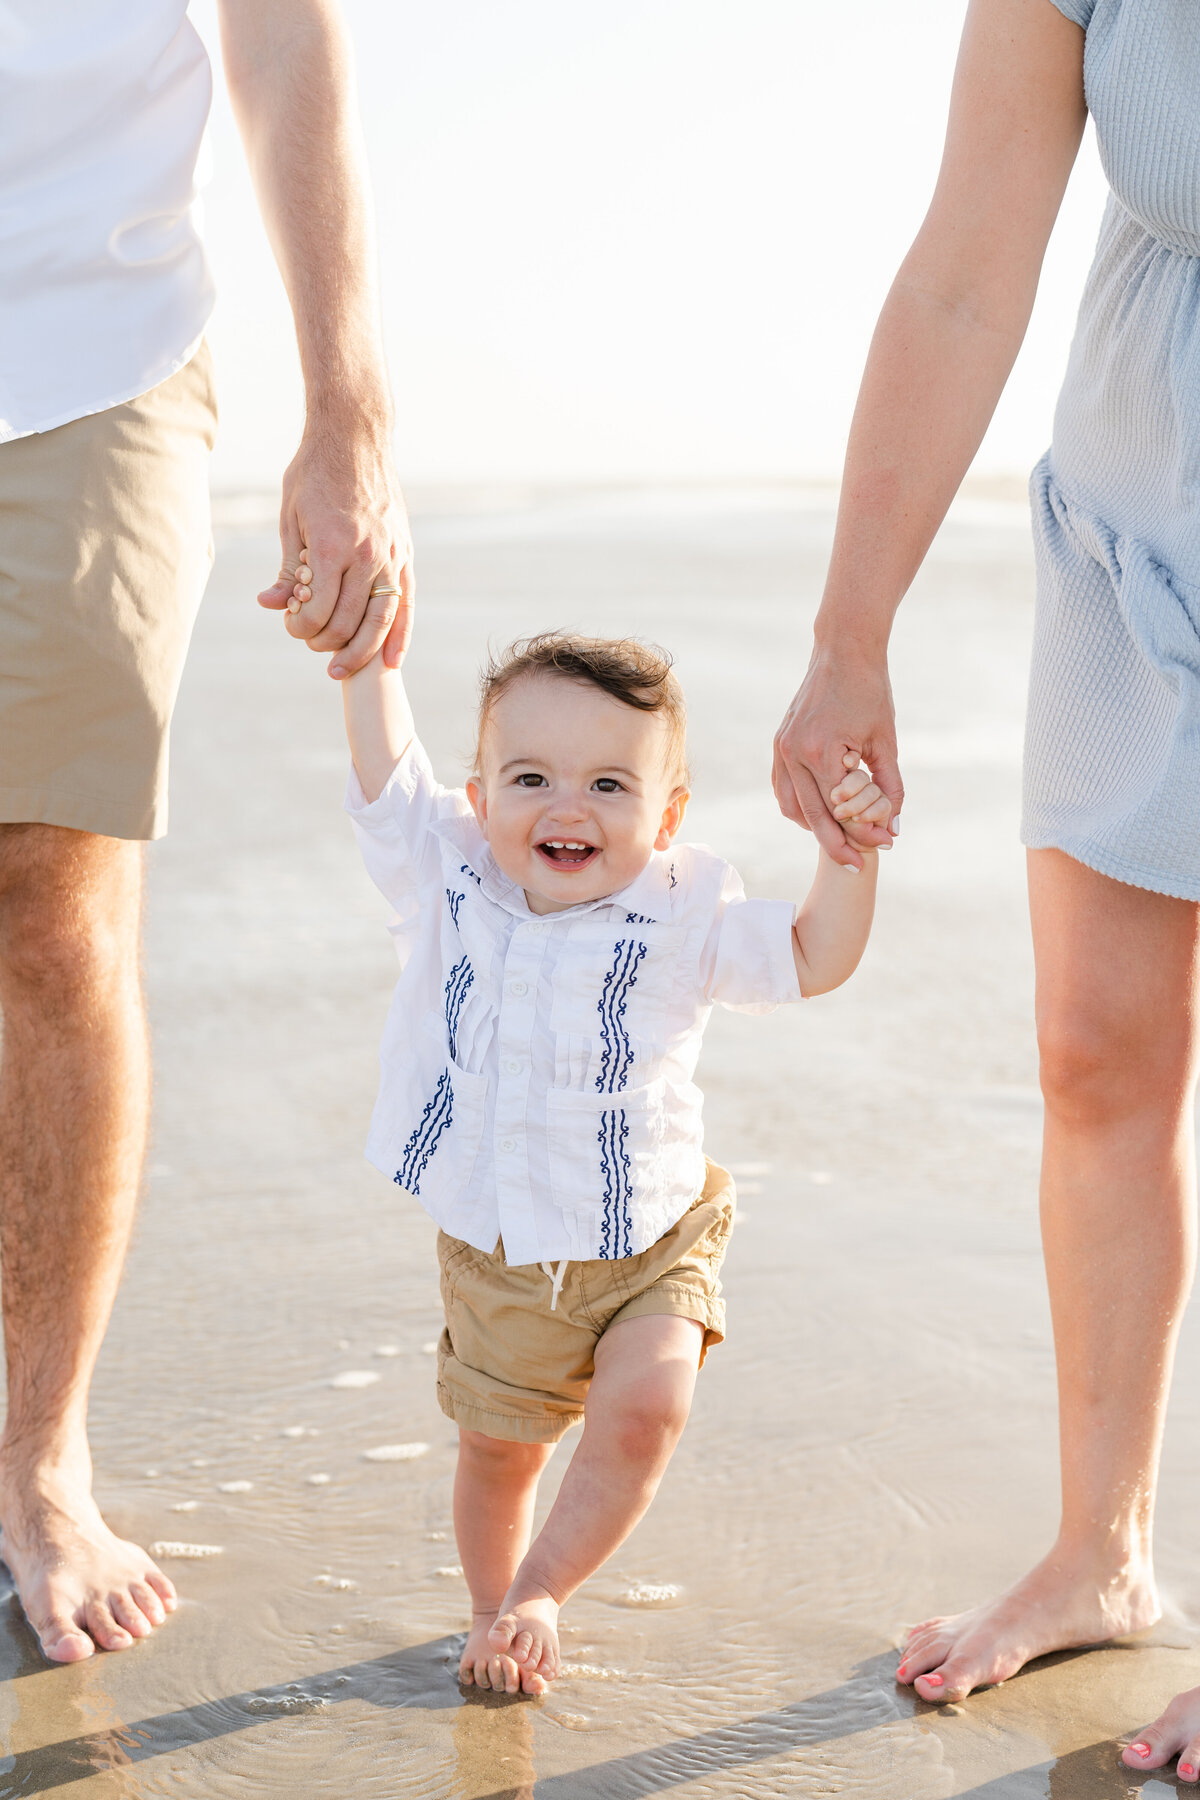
{"left": 654, "top": 788, "right": 689, "bottom": 851}
{"left": 466, "top": 776, "right": 488, "bottom": 834}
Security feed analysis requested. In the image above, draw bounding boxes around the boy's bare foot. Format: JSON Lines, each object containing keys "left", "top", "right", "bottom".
{"left": 896, "top": 1548, "right": 1158, "bottom": 1703}
{"left": 459, "top": 1613, "right": 547, "bottom": 1696}
{"left": 488, "top": 1588, "right": 560, "bottom": 1686}
{"left": 1122, "top": 1686, "right": 1200, "bottom": 1780}
{"left": 0, "top": 1465, "right": 177, "bottom": 1661}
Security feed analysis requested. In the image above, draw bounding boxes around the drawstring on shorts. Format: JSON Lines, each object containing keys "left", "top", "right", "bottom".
{"left": 541, "top": 1259, "right": 569, "bottom": 1311}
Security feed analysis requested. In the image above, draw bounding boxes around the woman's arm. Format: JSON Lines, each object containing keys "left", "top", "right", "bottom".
{"left": 773, "top": 0, "right": 1088, "bottom": 867}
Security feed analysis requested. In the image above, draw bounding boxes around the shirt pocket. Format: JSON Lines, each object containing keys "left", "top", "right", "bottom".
{"left": 545, "top": 1076, "right": 705, "bottom": 1259}
{"left": 394, "top": 1056, "right": 489, "bottom": 1221}
{"left": 549, "top": 923, "right": 683, "bottom": 1085}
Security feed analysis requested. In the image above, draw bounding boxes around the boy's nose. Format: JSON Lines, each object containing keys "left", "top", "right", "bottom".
{"left": 547, "top": 793, "right": 590, "bottom": 822}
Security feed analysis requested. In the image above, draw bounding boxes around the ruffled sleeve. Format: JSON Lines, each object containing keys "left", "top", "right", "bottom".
{"left": 1045, "top": 0, "right": 1094, "bottom": 26}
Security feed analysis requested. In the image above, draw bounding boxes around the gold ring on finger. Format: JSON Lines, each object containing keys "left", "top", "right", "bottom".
{"left": 369, "top": 583, "right": 402, "bottom": 598}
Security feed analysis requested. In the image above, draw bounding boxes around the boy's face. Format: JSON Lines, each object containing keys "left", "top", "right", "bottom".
{"left": 467, "top": 673, "right": 689, "bottom": 915}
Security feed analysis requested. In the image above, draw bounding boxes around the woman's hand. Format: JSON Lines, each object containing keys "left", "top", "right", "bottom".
{"left": 772, "top": 646, "right": 902, "bottom": 870}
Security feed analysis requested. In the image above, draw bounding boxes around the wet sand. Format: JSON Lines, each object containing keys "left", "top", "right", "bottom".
{"left": 4, "top": 483, "right": 1200, "bottom": 1796}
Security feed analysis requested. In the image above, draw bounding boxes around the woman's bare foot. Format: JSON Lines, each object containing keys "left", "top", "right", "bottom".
{"left": 896, "top": 1547, "right": 1159, "bottom": 1703}
{"left": 459, "top": 1613, "right": 547, "bottom": 1696}
{"left": 1122, "top": 1686, "right": 1200, "bottom": 1780}
{"left": 488, "top": 1587, "right": 560, "bottom": 1687}
{"left": 0, "top": 1468, "right": 177, "bottom": 1661}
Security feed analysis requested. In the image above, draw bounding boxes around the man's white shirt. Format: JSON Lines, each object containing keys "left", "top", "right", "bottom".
{"left": 347, "top": 738, "right": 804, "bottom": 1267}
{"left": 0, "top": 0, "right": 214, "bottom": 441}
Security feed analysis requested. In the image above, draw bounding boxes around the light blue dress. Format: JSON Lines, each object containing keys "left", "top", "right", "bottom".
{"left": 1023, "top": 0, "right": 1200, "bottom": 896}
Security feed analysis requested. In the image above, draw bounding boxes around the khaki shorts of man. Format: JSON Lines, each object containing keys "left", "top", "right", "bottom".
{"left": 0, "top": 0, "right": 412, "bottom": 1662}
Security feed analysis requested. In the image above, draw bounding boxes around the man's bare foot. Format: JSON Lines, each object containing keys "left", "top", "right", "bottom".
{"left": 459, "top": 1613, "right": 547, "bottom": 1696}
{"left": 0, "top": 1470, "right": 177, "bottom": 1662}
{"left": 1122, "top": 1685, "right": 1200, "bottom": 1780}
{"left": 488, "top": 1588, "right": 560, "bottom": 1687}
{"left": 896, "top": 1547, "right": 1158, "bottom": 1703}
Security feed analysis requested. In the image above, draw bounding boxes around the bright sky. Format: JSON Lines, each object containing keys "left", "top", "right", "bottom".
{"left": 192, "top": 0, "right": 1109, "bottom": 490}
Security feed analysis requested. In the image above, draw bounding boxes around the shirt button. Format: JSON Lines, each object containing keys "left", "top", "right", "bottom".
{"left": 500, "top": 1138, "right": 516, "bottom": 1153}
{"left": 504, "top": 1058, "right": 521, "bottom": 1074}
{"left": 509, "top": 980, "right": 528, "bottom": 997}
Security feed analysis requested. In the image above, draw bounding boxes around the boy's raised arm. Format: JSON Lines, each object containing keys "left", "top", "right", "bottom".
{"left": 791, "top": 850, "right": 880, "bottom": 997}
{"left": 342, "top": 655, "right": 415, "bottom": 803}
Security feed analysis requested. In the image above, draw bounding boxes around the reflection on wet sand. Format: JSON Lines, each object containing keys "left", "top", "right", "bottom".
{"left": 4, "top": 484, "right": 1197, "bottom": 1796}
{"left": 452, "top": 1687, "right": 537, "bottom": 1800}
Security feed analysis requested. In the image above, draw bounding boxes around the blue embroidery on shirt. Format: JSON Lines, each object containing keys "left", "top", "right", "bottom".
{"left": 597, "top": 1107, "right": 632, "bottom": 1259}
{"left": 595, "top": 939, "right": 647, "bottom": 1095}
{"left": 445, "top": 888, "right": 465, "bottom": 929}
{"left": 668, "top": 861, "right": 677, "bottom": 890}
{"left": 625, "top": 911, "right": 652, "bottom": 925}
{"left": 443, "top": 954, "right": 474, "bottom": 1063}
{"left": 460, "top": 862, "right": 482, "bottom": 888}
{"left": 396, "top": 1068, "right": 453, "bottom": 1196}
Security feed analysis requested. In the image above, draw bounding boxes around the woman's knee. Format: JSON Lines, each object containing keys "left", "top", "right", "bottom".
{"left": 1037, "top": 997, "right": 1190, "bottom": 1126}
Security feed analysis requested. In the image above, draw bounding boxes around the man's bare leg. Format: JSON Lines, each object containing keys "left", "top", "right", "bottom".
{"left": 0, "top": 823, "right": 176, "bottom": 1661}
{"left": 899, "top": 849, "right": 1198, "bottom": 1703}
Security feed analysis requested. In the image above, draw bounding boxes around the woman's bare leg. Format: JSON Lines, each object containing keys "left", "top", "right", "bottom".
{"left": 900, "top": 848, "right": 1200, "bottom": 1703}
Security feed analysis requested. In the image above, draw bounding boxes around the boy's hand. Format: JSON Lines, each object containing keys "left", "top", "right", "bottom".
{"left": 830, "top": 755, "right": 892, "bottom": 843}
{"left": 286, "top": 540, "right": 412, "bottom": 676}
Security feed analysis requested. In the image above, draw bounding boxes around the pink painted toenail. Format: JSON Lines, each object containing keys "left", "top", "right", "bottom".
{"left": 1181, "top": 1764, "right": 1195, "bottom": 1778}
{"left": 924, "top": 1673, "right": 943, "bottom": 1686}
{"left": 1130, "top": 1743, "right": 1151, "bottom": 1757}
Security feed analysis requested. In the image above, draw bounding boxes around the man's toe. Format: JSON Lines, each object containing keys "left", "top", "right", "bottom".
{"left": 128, "top": 1581, "right": 166, "bottom": 1628}
{"left": 144, "top": 1567, "right": 177, "bottom": 1610}
{"left": 39, "top": 1614, "right": 94, "bottom": 1663}
{"left": 110, "top": 1591, "right": 153, "bottom": 1638}
{"left": 84, "top": 1600, "right": 132, "bottom": 1652}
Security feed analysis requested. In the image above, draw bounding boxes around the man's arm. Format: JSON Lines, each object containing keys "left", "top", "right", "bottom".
{"left": 218, "top": 0, "right": 413, "bottom": 675}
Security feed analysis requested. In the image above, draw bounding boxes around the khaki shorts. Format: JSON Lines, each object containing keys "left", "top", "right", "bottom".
{"left": 0, "top": 345, "right": 217, "bottom": 841}
{"left": 436, "top": 1158, "right": 735, "bottom": 1443}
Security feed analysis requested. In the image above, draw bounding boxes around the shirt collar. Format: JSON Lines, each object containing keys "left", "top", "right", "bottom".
{"left": 432, "top": 815, "right": 676, "bottom": 924}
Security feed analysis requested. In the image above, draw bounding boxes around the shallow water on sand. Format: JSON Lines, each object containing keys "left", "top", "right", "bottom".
{"left": 5, "top": 484, "right": 1200, "bottom": 1795}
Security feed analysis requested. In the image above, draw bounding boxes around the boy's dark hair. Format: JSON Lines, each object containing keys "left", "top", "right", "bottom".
{"left": 476, "top": 631, "right": 688, "bottom": 782}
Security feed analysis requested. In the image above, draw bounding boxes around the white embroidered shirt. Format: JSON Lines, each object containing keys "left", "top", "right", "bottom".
{"left": 347, "top": 738, "right": 803, "bottom": 1266}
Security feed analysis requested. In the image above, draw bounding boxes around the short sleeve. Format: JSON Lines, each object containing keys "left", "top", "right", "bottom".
{"left": 1045, "top": 0, "right": 1093, "bottom": 26}
{"left": 698, "top": 862, "right": 803, "bottom": 1014}
{"left": 344, "top": 736, "right": 474, "bottom": 917}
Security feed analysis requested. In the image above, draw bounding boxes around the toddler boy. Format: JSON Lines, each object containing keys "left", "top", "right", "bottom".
{"left": 336, "top": 627, "right": 889, "bottom": 1695}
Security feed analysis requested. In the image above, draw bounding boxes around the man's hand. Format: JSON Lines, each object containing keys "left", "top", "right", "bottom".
{"left": 772, "top": 646, "right": 903, "bottom": 871}
{"left": 258, "top": 421, "right": 414, "bottom": 675}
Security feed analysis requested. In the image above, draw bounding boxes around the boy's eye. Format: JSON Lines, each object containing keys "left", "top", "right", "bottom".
{"left": 514, "top": 772, "right": 546, "bottom": 788}
{"left": 592, "top": 777, "right": 623, "bottom": 794}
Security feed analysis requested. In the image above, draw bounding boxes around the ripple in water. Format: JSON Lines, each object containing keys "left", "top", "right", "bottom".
{"left": 363, "top": 1442, "right": 429, "bottom": 1462}
{"left": 149, "top": 1541, "right": 224, "bottom": 1559}
{"left": 329, "top": 1370, "right": 381, "bottom": 1389}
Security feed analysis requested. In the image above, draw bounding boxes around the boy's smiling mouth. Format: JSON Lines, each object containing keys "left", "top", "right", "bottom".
{"left": 536, "top": 839, "right": 598, "bottom": 870}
